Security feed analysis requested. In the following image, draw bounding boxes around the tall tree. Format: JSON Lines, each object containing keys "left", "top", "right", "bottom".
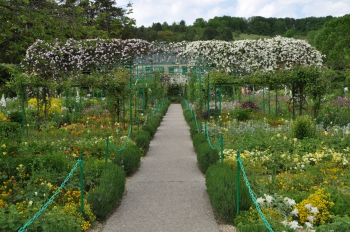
{"left": 314, "top": 14, "right": 350, "bottom": 70}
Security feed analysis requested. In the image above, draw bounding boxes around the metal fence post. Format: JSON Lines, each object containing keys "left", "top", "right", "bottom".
{"left": 79, "top": 152, "right": 85, "bottom": 217}
{"left": 236, "top": 151, "right": 241, "bottom": 214}
{"left": 105, "top": 136, "right": 109, "bottom": 164}
{"left": 220, "top": 135, "right": 224, "bottom": 162}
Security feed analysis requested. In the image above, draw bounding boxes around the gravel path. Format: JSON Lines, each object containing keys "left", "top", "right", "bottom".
{"left": 99, "top": 104, "right": 221, "bottom": 232}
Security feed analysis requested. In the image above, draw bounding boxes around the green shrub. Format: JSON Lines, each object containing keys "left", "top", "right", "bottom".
{"left": 192, "top": 133, "right": 206, "bottom": 152}
{"left": 189, "top": 121, "right": 198, "bottom": 138}
{"left": 8, "top": 111, "right": 23, "bottom": 123}
{"left": 0, "top": 121, "right": 21, "bottom": 143}
{"left": 206, "top": 162, "right": 251, "bottom": 223}
{"left": 142, "top": 124, "right": 156, "bottom": 138}
{"left": 316, "top": 215, "right": 350, "bottom": 232}
{"left": 113, "top": 145, "right": 141, "bottom": 176}
{"left": 197, "top": 143, "right": 218, "bottom": 173}
{"left": 233, "top": 108, "right": 251, "bottom": 121}
{"left": 87, "top": 162, "right": 126, "bottom": 219}
{"left": 291, "top": 115, "right": 315, "bottom": 139}
{"left": 135, "top": 130, "right": 151, "bottom": 152}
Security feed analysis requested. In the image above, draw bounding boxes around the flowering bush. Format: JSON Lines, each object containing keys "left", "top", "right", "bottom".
{"left": 295, "top": 188, "right": 334, "bottom": 225}
{"left": 177, "top": 36, "right": 323, "bottom": 74}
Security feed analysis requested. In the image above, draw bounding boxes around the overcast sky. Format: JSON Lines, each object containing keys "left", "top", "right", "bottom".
{"left": 116, "top": 0, "right": 350, "bottom": 27}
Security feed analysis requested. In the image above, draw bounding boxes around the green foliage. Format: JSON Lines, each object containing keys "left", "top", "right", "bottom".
{"left": 135, "top": 130, "right": 151, "bottom": 153}
{"left": 0, "top": 204, "right": 82, "bottom": 232}
{"left": 236, "top": 223, "right": 270, "bottom": 232}
{"left": 0, "top": 121, "right": 21, "bottom": 143}
{"left": 189, "top": 121, "right": 198, "bottom": 138}
{"left": 314, "top": 14, "right": 350, "bottom": 70}
{"left": 192, "top": 133, "right": 206, "bottom": 152}
{"left": 197, "top": 143, "right": 219, "bottom": 173}
{"left": 233, "top": 109, "right": 251, "bottom": 121}
{"left": 142, "top": 124, "right": 156, "bottom": 138}
{"left": 291, "top": 115, "right": 315, "bottom": 140}
{"left": 206, "top": 162, "right": 251, "bottom": 223}
{"left": 316, "top": 215, "right": 350, "bottom": 232}
{"left": 8, "top": 111, "right": 23, "bottom": 124}
{"left": 113, "top": 145, "right": 141, "bottom": 176}
{"left": 87, "top": 162, "right": 126, "bottom": 219}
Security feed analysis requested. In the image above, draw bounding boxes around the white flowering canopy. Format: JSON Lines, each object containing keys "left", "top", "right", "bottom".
{"left": 176, "top": 36, "right": 323, "bottom": 74}
{"left": 22, "top": 36, "right": 323, "bottom": 78}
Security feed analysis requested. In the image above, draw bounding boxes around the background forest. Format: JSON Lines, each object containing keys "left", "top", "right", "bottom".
{"left": 1, "top": 0, "right": 349, "bottom": 87}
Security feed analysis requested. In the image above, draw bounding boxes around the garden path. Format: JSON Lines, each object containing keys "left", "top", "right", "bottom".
{"left": 102, "top": 104, "right": 220, "bottom": 232}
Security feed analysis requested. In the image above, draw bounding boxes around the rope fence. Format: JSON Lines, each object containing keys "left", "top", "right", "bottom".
{"left": 18, "top": 154, "right": 85, "bottom": 232}
{"left": 184, "top": 98, "right": 274, "bottom": 232}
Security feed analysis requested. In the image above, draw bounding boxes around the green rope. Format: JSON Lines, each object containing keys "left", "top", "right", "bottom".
{"left": 237, "top": 157, "right": 274, "bottom": 232}
{"left": 205, "top": 124, "right": 220, "bottom": 150}
{"left": 107, "top": 125, "right": 133, "bottom": 153}
{"left": 18, "top": 159, "right": 82, "bottom": 232}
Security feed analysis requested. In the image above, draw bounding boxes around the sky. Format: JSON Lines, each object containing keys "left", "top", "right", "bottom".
{"left": 116, "top": 0, "right": 350, "bottom": 27}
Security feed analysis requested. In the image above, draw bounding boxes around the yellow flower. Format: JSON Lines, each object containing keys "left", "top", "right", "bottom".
{"left": 2, "top": 152, "right": 6, "bottom": 155}
{"left": 1, "top": 144, "right": 5, "bottom": 148}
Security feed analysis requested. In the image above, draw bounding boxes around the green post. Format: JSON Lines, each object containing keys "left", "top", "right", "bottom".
{"left": 199, "top": 70, "right": 202, "bottom": 132}
{"left": 275, "top": 88, "right": 278, "bottom": 117}
{"left": 262, "top": 87, "right": 265, "bottom": 114}
{"left": 105, "top": 136, "right": 109, "bottom": 164}
{"left": 79, "top": 152, "right": 85, "bottom": 217}
{"left": 220, "top": 135, "right": 224, "bottom": 162}
{"left": 21, "top": 85, "right": 26, "bottom": 135}
{"left": 236, "top": 151, "right": 241, "bottom": 214}
{"left": 268, "top": 86, "right": 271, "bottom": 114}
{"left": 207, "top": 73, "right": 210, "bottom": 120}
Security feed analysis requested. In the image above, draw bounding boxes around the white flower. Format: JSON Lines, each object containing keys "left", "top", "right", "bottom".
{"left": 308, "top": 215, "right": 315, "bottom": 223}
{"left": 29, "top": 200, "right": 33, "bottom": 205}
{"left": 257, "top": 197, "right": 265, "bottom": 205}
{"left": 305, "top": 222, "right": 313, "bottom": 229}
{"left": 35, "top": 192, "right": 38, "bottom": 196}
{"left": 305, "top": 203, "right": 312, "bottom": 211}
{"left": 311, "top": 207, "right": 319, "bottom": 214}
{"left": 289, "top": 220, "right": 301, "bottom": 230}
{"left": 291, "top": 208, "right": 299, "bottom": 216}
{"left": 284, "top": 197, "right": 296, "bottom": 207}
{"left": 264, "top": 194, "right": 274, "bottom": 204}
{"left": 281, "top": 219, "right": 288, "bottom": 226}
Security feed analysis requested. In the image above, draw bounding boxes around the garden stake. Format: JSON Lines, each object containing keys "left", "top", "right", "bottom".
{"left": 79, "top": 152, "right": 85, "bottom": 217}
{"left": 105, "top": 136, "right": 109, "bottom": 164}
{"left": 236, "top": 151, "right": 241, "bottom": 214}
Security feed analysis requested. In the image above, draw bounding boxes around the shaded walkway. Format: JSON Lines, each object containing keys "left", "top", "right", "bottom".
{"left": 103, "top": 104, "right": 220, "bottom": 232}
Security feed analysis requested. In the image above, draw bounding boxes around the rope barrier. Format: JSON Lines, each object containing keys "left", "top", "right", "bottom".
{"left": 18, "top": 159, "right": 83, "bottom": 232}
{"left": 205, "top": 124, "right": 221, "bottom": 150}
{"left": 237, "top": 156, "right": 274, "bottom": 232}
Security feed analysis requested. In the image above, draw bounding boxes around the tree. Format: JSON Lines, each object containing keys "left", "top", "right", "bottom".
{"left": 314, "top": 14, "right": 350, "bottom": 70}
{"left": 193, "top": 18, "right": 207, "bottom": 28}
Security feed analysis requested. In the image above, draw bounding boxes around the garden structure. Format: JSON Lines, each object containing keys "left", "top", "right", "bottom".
{"left": 1, "top": 36, "right": 350, "bottom": 232}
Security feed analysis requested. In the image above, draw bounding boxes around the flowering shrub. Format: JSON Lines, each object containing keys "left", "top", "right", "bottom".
{"left": 295, "top": 188, "right": 334, "bottom": 225}
{"left": 0, "top": 111, "right": 6, "bottom": 121}
{"left": 177, "top": 36, "right": 323, "bottom": 74}
{"left": 28, "top": 98, "right": 63, "bottom": 118}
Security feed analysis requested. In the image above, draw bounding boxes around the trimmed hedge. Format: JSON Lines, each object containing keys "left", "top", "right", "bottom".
{"left": 87, "top": 162, "right": 126, "bottom": 219}
{"left": 113, "top": 145, "right": 141, "bottom": 176}
{"left": 135, "top": 130, "right": 151, "bottom": 153}
{"left": 206, "top": 162, "right": 251, "bottom": 223}
{"left": 142, "top": 124, "right": 156, "bottom": 138}
{"left": 196, "top": 143, "right": 219, "bottom": 173}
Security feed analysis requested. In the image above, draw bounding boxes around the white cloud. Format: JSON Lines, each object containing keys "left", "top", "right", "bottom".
{"left": 117, "top": 0, "right": 350, "bottom": 27}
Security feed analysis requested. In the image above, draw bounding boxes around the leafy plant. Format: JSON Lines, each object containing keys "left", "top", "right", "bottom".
{"left": 87, "top": 163, "right": 126, "bottom": 219}
{"left": 206, "top": 162, "right": 251, "bottom": 223}
{"left": 113, "top": 145, "right": 141, "bottom": 176}
{"left": 291, "top": 115, "right": 315, "bottom": 139}
{"left": 135, "top": 130, "right": 151, "bottom": 153}
{"left": 197, "top": 143, "right": 219, "bottom": 173}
